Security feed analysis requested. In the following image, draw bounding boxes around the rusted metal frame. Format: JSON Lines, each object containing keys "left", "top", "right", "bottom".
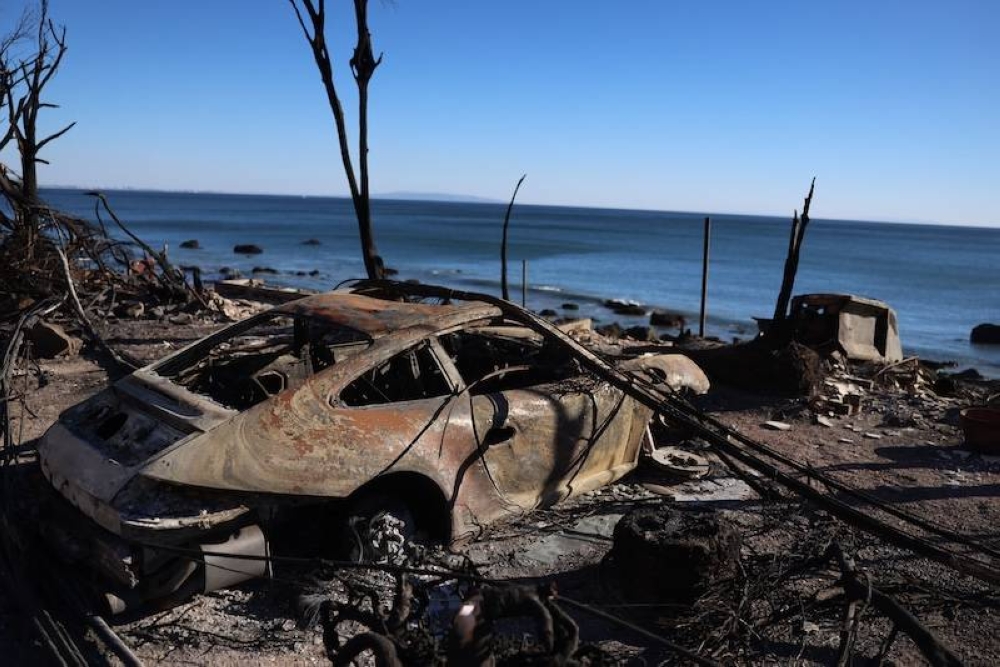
{"left": 358, "top": 281, "right": 1000, "bottom": 587}
{"left": 330, "top": 331, "right": 460, "bottom": 407}
{"left": 87, "top": 614, "right": 143, "bottom": 667}
{"left": 151, "top": 308, "right": 281, "bottom": 377}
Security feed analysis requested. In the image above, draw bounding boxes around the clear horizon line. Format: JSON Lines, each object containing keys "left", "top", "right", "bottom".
{"left": 38, "top": 183, "right": 993, "bottom": 230}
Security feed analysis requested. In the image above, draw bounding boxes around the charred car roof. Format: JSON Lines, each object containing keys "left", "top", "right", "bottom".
{"left": 274, "top": 292, "right": 503, "bottom": 339}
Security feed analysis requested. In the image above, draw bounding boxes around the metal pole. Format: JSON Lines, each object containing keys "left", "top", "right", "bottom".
{"left": 699, "top": 216, "right": 711, "bottom": 337}
{"left": 521, "top": 260, "right": 527, "bottom": 308}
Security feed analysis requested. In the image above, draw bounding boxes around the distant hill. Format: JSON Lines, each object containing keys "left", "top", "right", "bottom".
{"left": 375, "top": 191, "right": 502, "bottom": 204}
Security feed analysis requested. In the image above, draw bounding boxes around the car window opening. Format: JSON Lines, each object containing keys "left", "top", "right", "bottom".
{"left": 438, "top": 327, "right": 580, "bottom": 395}
{"left": 340, "top": 343, "right": 452, "bottom": 407}
{"left": 157, "top": 313, "right": 370, "bottom": 410}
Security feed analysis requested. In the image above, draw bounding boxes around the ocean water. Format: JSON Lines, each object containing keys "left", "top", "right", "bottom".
{"left": 40, "top": 188, "right": 1000, "bottom": 378}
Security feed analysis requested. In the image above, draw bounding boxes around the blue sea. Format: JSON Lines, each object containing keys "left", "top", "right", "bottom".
{"left": 40, "top": 188, "right": 1000, "bottom": 378}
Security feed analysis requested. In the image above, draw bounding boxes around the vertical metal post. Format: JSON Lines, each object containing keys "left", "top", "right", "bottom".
{"left": 521, "top": 260, "right": 527, "bottom": 308}
{"left": 699, "top": 216, "right": 711, "bottom": 337}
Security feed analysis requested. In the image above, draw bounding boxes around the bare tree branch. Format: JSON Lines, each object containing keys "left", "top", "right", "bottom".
{"left": 772, "top": 177, "right": 816, "bottom": 325}
{"left": 34, "top": 119, "right": 74, "bottom": 151}
{"left": 0, "top": 0, "right": 73, "bottom": 242}
{"left": 290, "top": 0, "right": 385, "bottom": 279}
{"left": 500, "top": 174, "right": 526, "bottom": 301}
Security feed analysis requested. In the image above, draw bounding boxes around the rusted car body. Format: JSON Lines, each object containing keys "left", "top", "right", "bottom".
{"left": 38, "top": 288, "right": 707, "bottom": 611}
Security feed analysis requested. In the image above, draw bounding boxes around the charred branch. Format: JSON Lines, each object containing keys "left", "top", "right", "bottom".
{"left": 500, "top": 174, "right": 526, "bottom": 301}
{"left": 290, "top": 0, "right": 385, "bottom": 280}
{"left": 772, "top": 178, "right": 816, "bottom": 326}
{"left": 826, "top": 543, "right": 963, "bottom": 667}
{"left": 0, "top": 1, "right": 72, "bottom": 238}
{"left": 52, "top": 243, "right": 140, "bottom": 374}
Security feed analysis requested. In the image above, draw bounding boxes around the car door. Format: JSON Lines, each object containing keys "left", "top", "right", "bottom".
{"left": 438, "top": 328, "right": 642, "bottom": 510}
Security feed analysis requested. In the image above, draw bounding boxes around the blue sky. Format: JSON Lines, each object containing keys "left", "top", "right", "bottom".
{"left": 6, "top": 1, "right": 998, "bottom": 225}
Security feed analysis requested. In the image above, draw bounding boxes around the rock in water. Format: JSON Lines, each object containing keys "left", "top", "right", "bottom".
{"left": 609, "top": 506, "right": 741, "bottom": 602}
{"left": 179, "top": 239, "right": 200, "bottom": 249}
{"left": 233, "top": 244, "right": 263, "bottom": 255}
{"left": 650, "top": 310, "right": 686, "bottom": 329}
{"left": 971, "top": 323, "right": 1000, "bottom": 345}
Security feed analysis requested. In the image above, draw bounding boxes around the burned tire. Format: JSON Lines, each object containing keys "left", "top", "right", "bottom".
{"left": 342, "top": 493, "right": 417, "bottom": 564}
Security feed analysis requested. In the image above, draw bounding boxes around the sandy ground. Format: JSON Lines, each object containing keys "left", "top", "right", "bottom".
{"left": 3, "top": 306, "right": 1000, "bottom": 665}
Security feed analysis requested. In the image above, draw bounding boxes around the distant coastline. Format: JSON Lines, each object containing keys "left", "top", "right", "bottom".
{"left": 41, "top": 185, "right": 501, "bottom": 205}
{"left": 39, "top": 185, "right": 994, "bottom": 230}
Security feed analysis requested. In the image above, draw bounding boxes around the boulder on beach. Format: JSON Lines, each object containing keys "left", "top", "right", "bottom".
{"left": 604, "top": 299, "right": 646, "bottom": 316}
{"left": 971, "top": 323, "right": 1000, "bottom": 345}
{"left": 650, "top": 309, "right": 686, "bottom": 329}
{"left": 596, "top": 322, "right": 623, "bottom": 339}
{"left": 624, "top": 325, "right": 658, "bottom": 342}
{"left": 234, "top": 244, "right": 263, "bottom": 255}
{"left": 179, "top": 239, "right": 200, "bottom": 249}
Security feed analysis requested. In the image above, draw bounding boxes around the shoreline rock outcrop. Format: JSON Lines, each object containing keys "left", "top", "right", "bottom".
{"left": 971, "top": 323, "right": 1000, "bottom": 345}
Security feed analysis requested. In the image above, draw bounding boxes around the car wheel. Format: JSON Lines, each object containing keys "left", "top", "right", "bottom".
{"left": 343, "top": 494, "right": 417, "bottom": 564}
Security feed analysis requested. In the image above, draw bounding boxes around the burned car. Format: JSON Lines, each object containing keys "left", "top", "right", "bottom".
{"left": 38, "top": 288, "right": 707, "bottom": 612}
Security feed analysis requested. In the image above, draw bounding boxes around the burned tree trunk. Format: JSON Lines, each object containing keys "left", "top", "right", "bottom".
{"left": 291, "top": 0, "right": 385, "bottom": 280}
{"left": 500, "top": 174, "right": 525, "bottom": 301}
{"left": 771, "top": 178, "right": 816, "bottom": 327}
{"left": 0, "top": 0, "right": 75, "bottom": 247}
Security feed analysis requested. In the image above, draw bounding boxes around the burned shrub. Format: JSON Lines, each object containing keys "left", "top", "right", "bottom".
{"left": 608, "top": 506, "right": 741, "bottom": 603}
